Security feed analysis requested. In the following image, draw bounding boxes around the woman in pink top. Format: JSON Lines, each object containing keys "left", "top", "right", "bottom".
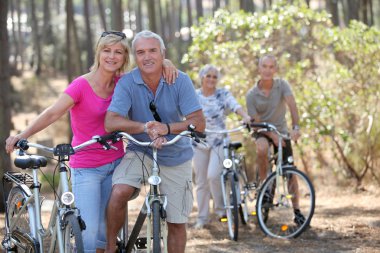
{"left": 5, "top": 31, "right": 177, "bottom": 253}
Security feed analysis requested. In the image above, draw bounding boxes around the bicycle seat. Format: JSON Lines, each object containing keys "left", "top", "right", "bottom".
{"left": 229, "top": 142, "right": 242, "bottom": 150}
{"left": 14, "top": 155, "right": 48, "bottom": 169}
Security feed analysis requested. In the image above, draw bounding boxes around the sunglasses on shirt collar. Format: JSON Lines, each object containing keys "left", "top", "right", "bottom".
{"left": 149, "top": 101, "right": 162, "bottom": 122}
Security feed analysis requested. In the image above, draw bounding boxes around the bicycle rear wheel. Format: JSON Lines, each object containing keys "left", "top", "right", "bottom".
{"left": 256, "top": 167, "right": 315, "bottom": 239}
{"left": 225, "top": 173, "right": 239, "bottom": 241}
{"left": 6, "top": 186, "right": 38, "bottom": 252}
{"left": 62, "top": 213, "right": 84, "bottom": 252}
{"left": 152, "top": 200, "right": 161, "bottom": 253}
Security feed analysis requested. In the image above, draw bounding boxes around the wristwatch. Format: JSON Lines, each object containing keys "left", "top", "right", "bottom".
{"left": 293, "top": 125, "right": 300, "bottom": 131}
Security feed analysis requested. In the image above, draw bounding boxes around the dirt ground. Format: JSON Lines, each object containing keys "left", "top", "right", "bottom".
{"left": 1, "top": 183, "right": 380, "bottom": 253}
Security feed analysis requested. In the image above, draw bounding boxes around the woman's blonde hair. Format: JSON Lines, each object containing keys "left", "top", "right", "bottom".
{"left": 90, "top": 33, "right": 130, "bottom": 75}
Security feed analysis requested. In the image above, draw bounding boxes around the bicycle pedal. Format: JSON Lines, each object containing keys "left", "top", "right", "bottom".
{"left": 135, "top": 237, "right": 147, "bottom": 249}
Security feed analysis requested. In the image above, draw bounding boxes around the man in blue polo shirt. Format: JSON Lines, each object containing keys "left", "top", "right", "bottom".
{"left": 104, "top": 30, "right": 205, "bottom": 253}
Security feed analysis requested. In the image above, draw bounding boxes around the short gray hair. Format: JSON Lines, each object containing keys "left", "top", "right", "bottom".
{"left": 131, "top": 30, "right": 166, "bottom": 55}
{"left": 258, "top": 54, "right": 278, "bottom": 68}
{"left": 198, "top": 64, "right": 221, "bottom": 81}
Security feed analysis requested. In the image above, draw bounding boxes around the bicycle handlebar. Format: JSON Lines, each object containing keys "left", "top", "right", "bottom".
{"left": 205, "top": 124, "right": 249, "bottom": 135}
{"left": 250, "top": 122, "right": 290, "bottom": 140}
{"left": 16, "top": 132, "right": 121, "bottom": 156}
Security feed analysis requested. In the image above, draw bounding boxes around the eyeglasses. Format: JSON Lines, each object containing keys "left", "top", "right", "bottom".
{"left": 149, "top": 101, "right": 162, "bottom": 122}
{"left": 205, "top": 74, "right": 218, "bottom": 79}
{"left": 101, "top": 31, "right": 126, "bottom": 39}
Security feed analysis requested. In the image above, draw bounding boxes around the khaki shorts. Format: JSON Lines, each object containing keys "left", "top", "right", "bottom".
{"left": 112, "top": 151, "right": 193, "bottom": 224}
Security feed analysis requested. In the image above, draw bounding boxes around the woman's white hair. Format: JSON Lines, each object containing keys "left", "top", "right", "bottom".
{"left": 198, "top": 64, "right": 221, "bottom": 81}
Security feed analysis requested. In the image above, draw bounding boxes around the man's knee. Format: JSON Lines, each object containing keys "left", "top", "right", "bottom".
{"left": 110, "top": 184, "right": 135, "bottom": 204}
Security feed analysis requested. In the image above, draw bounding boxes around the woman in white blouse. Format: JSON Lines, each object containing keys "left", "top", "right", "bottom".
{"left": 193, "top": 64, "right": 251, "bottom": 229}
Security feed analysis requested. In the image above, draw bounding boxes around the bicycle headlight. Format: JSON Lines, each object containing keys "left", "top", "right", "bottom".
{"left": 61, "top": 191, "right": 75, "bottom": 205}
{"left": 287, "top": 156, "right": 294, "bottom": 164}
{"left": 148, "top": 175, "right": 161, "bottom": 186}
{"left": 223, "top": 159, "right": 233, "bottom": 168}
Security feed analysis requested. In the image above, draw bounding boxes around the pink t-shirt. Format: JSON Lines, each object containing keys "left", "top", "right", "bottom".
{"left": 64, "top": 76, "right": 124, "bottom": 168}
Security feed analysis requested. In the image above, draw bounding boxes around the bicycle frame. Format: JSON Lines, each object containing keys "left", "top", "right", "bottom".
{"left": 2, "top": 134, "right": 116, "bottom": 252}
{"left": 117, "top": 129, "right": 201, "bottom": 253}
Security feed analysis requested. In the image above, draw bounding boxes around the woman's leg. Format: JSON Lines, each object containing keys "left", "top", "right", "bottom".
{"left": 193, "top": 147, "right": 211, "bottom": 225}
{"left": 207, "top": 145, "right": 224, "bottom": 217}
{"left": 71, "top": 168, "right": 103, "bottom": 253}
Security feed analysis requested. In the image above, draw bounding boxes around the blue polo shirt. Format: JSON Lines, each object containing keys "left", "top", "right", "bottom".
{"left": 108, "top": 67, "right": 202, "bottom": 166}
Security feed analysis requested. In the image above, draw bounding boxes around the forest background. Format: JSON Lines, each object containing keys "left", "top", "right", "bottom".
{"left": 0, "top": 0, "right": 379, "bottom": 214}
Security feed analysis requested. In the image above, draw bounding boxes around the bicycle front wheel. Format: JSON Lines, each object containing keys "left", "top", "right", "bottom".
{"left": 238, "top": 170, "right": 249, "bottom": 225}
{"left": 152, "top": 200, "right": 161, "bottom": 253}
{"left": 256, "top": 167, "right": 315, "bottom": 239}
{"left": 62, "top": 213, "right": 84, "bottom": 252}
{"left": 7, "top": 186, "right": 38, "bottom": 252}
{"left": 225, "top": 173, "right": 239, "bottom": 241}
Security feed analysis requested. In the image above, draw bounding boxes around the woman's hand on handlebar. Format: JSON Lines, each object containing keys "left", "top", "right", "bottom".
{"left": 5, "top": 134, "right": 24, "bottom": 153}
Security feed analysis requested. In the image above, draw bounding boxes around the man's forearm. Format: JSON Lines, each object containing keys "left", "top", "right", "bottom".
{"left": 105, "top": 111, "right": 145, "bottom": 133}
{"left": 169, "top": 110, "right": 205, "bottom": 134}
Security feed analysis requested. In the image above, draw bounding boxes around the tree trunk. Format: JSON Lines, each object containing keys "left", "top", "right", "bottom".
{"left": 16, "top": 0, "right": 24, "bottom": 71}
{"left": 10, "top": 0, "right": 18, "bottom": 70}
{"left": 347, "top": 0, "right": 359, "bottom": 22}
{"left": 158, "top": 0, "right": 165, "bottom": 39}
{"left": 84, "top": 0, "right": 94, "bottom": 70}
{"left": 136, "top": 0, "right": 143, "bottom": 32}
{"left": 97, "top": 0, "right": 107, "bottom": 31}
{"left": 328, "top": 0, "right": 340, "bottom": 26}
{"left": 196, "top": 0, "right": 203, "bottom": 23}
{"left": 186, "top": 0, "right": 193, "bottom": 29}
{"left": 368, "top": 0, "right": 374, "bottom": 26}
{"left": 43, "top": 0, "right": 54, "bottom": 44}
{"left": 66, "top": 0, "right": 82, "bottom": 82}
{"left": 148, "top": 0, "right": 157, "bottom": 33}
{"left": 30, "top": 0, "right": 42, "bottom": 75}
{"left": 0, "top": 0, "right": 12, "bottom": 213}
{"left": 240, "top": 0, "right": 255, "bottom": 12}
{"left": 361, "top": 0, "right": 369, "bottom": 25}
{"left": 111, "top": 0, "right": 123, "bottom": 31}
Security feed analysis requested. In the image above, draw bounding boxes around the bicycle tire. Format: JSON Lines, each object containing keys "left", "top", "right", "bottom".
{"left": 225, "top": 173, "right": 239, "bottom": 241}
{"left": 256, "top": 167, "right": 315, "bottom": 239}
{"left": 238, "top": 171, "right": 249, "bottom": 225}
{"left": 62, "top": 213, "right": 84, "bottom": 253}
{"left": 125, "top": 207, "right": 147, "bottom": 253}
{"left": 152, "top": 200, "right": 161, "bottom": 252}
{"left": 6, "top": 186, "right": 38, "bottom": 252}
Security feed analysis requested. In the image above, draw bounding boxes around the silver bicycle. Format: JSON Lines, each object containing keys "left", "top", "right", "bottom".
{"left": 112, "top": 127, "right": 203, "bottom": 253}
{"left": 1, "top": 134, "right": 117, "bottom": 253}
{"left": 251, "top": 122, "right": 315, "bottom": 239}
{"left": 204, "top": 125, "right": 253, "bottom": 241}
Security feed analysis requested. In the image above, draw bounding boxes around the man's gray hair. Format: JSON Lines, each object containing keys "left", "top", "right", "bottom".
{"left": 198, "top": 64, "right": 221, "bottom": 81}
{"left": 131, "top": 30, "right": 166, "bottom": 55}
{"left": 258, "top": 54, "right": 278, "bottom": 68}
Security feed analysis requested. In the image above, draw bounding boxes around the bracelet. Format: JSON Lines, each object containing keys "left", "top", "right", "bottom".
{"left": 166, "top": 123, "right": 171, "bottom": 135}
{"left": 143, "top": 123, "right": 148, "bottom": 133}
{"left": 293, "top": 125, "right": 300, "bottom": 131}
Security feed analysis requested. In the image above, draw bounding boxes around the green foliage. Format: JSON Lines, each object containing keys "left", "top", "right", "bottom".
{"left": 184, "top": 1, "right": 380, "bottom": 186}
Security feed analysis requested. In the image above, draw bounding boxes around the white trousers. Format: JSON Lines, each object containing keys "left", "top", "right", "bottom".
{"left": 193, "top": 145, "right": 225, "bottom": 224}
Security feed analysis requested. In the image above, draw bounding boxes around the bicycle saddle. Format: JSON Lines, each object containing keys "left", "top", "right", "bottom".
{"left": 14, "top": 155, "right": 48, "bottom": 169}
{"left": 229, "top": 142, "right": 242, "bottom": 150}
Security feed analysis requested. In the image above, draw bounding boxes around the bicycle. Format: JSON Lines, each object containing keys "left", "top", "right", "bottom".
{"left": 1, "top": 134, "right": 118, "bottom": 253}
{"left": 204, "top": 124, "right": 254, "bottom": 241}
{"left": 251, "top": 122, "right": 315, "bottom": 239}
{"left": 109, "top": 127, "right": 203, "bottom": 253}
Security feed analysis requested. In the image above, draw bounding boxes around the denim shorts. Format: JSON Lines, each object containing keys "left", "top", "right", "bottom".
{"left": 71, "top": 158, "right": 121, "bottom": 252}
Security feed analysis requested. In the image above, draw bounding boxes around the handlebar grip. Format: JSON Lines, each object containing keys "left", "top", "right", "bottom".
{"left": 99, "top": 132, "right": 121, "bottom": 143}
{"left": 250, "top": 122, "right": 270, "bottom": 129}
{"left": 16, "top": 139, "right": 29, "bottom": 150}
